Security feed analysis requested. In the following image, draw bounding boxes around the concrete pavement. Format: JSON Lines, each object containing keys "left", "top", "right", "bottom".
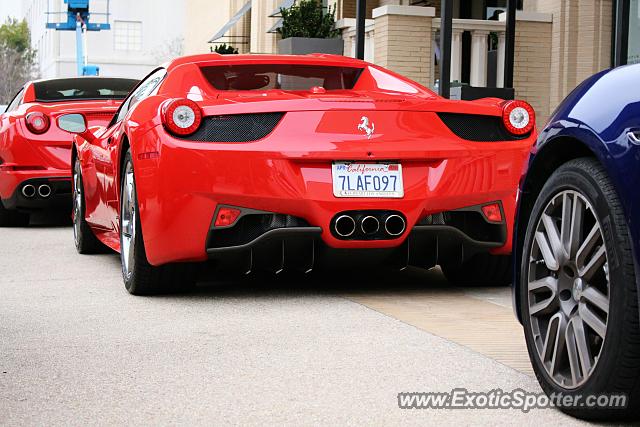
{"left": 0, "top": 219, "right": 593, "bottom": 425}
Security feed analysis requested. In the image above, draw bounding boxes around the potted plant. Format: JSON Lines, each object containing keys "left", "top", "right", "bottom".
{"left": 276, "top": 0, "right": 342, "bottom": 55}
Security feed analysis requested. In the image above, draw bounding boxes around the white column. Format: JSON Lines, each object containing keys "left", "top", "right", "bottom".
{"left": 451, "top": 28, "right": 463, "bottom": 83}
{"left": 470, "top": 30, "right": 489, "bottom": 87}
{"left": 365, "top": 29, "right": 375, "bottom": 63}
{"left": 496, "top": 32, "right": 506, "bottom": 88}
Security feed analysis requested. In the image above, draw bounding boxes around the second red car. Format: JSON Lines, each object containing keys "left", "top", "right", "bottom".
{"left": 0, "top": 77, "right": 138, "bottom": 226}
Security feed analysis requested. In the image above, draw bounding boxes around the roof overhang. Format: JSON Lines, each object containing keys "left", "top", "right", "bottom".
{"left": 208, "top": 0, "right": 252, "bottom": 43}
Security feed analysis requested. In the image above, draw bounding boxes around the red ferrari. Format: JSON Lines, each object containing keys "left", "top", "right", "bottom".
{"left": 58, "top": 54, "right": 537, "bottom": 294}
{"left": 0, "top": 77, "right": 138, "bottom": 226}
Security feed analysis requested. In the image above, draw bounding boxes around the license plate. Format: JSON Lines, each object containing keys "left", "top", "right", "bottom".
{"left": 332, "top": 163, "right": 404, "bottom": 198}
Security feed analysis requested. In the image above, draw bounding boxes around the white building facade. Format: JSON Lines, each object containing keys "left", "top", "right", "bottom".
{"left": 10, "top": 0, "right": 186, "bottom": 79}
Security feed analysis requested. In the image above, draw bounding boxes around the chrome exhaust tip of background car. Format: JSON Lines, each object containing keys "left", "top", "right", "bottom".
{"left": 334, "top": 215, "right": 356, "bottom": 237}
{"left": 21, "top": 184, "right": 36, "bottom": 198}
{"left": 384, "top": 215, "right": 406, "bottom": 236}
{"left": 37, "top": 184, "right": 52, "bottom": 198}
{"left": 360, "top": 215, "right": 380, "bottom": 235}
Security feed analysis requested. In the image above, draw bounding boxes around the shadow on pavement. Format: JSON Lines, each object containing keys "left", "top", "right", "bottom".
{"left": 25, "top": 208, "right": 462, "bottom": 297}
{"left": 27, "top": 210, "right": 72, "bottom": 228}
{"left": 190, "top": 266, "right": 451, "bottom": 298}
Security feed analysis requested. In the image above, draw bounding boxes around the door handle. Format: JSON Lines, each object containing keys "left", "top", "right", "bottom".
{"left": 627, "top": 131, "right": 640, "bottom": 145}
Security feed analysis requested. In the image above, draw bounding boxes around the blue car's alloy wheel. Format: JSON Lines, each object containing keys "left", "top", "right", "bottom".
{"left": 527, "top": 189, "right": 609, "bottom": 389}
{"left": 521, "top": 158, "right": 640, "bottom": 421}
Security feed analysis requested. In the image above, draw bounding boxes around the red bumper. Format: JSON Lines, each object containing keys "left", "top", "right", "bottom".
{"left": 133, "top": 116, "right": 534, "bottom": 266}
{"left": 0, "top": 123, "right": 71, "bottom": 206}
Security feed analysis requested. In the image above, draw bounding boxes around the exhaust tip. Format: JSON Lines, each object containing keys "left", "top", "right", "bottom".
{"left": 334, "top": 215, "right": 356, "bottom": 237}
{"left": 38, "top": 184, "right": 52, "bottom": 198}
{"left": 21, "top": 184, "right": 36, "bottom": 198}
{"left": 360, "top": 215, "right": 380, "bottom": 235}
{"left": 385, "top": 214, "right": 406, "bottom": 237}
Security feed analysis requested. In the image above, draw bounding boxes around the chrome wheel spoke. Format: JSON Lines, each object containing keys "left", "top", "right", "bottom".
{"left": 578, "top": 245, "right": 606, "bottom": 281}
{"left": 121, "top": 219, "right": 131, "bottom": 237}
{"left": 535, "top": 230, "right": 560, "bottom": 271}
{"left": 573, "top": 317, "right": 593, "bottom": 376}
{"left": 582, "top": 286, "right": 609, "bottom": 314}
{"left": 579, "top": 302, "right": 607, "bottom": 338}
{"left": 541, "top": 312, "right": 566, "bottom": 375}
{"left": 566, "top": 194, "right": 584, "bottom": 258}
{"left": 528, "top": 276, "right": 558, "bottom": 316}
{"left": 542, "top": 213, "right": 564, "bottom": 265}
{"left": 565, "top": 317, "right": 592, "bottom": 385}
{"left": 565, "top": 322, "right": 581, "bottom": 385}
{"left": 72, "top": 168, "right": 82, "bottom": 244}
{"left": 576, "top": 224, "right": 601, "bottom": 268}
{"left": 559, "top": 192, "right": 572, "bottom": 254}
{"left": 120, "top": 163, "right": 136, "bottom": 279}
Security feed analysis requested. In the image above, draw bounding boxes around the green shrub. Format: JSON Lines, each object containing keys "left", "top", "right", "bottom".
{"left": 277, "top": 0, "right": 339, "bottom": 39}
{"left": 213, "top": 43, "right": 239, "bottom": 54}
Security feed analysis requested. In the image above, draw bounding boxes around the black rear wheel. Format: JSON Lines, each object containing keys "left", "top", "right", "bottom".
{"left": 72, "top": 157, "right": 103, "bottom": 254}
{"left": 120, "top": 148, "right": 197, "bottom": 295}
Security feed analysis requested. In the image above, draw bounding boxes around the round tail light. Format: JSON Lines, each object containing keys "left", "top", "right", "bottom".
{"left": 25, "top": 112, "right": 50, "bottom": 135}
{"left": 502, "top": 100, "right": 535, "bottom": 136}
{"left": 162, "top": 99, "right": 202, "bottom": 136}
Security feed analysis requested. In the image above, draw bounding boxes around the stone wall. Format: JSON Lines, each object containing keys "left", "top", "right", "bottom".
{"left": 523, "top": 0, "right": 612, "bottom": 116}
{"left": 512, "top": 15, "right": 553, "bottom": 124}
{"left": 373, "top": 6, "right": 435, "bottom": 87}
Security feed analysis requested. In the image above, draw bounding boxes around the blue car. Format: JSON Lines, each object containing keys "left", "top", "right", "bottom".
{"left": 514, "top": 64, "right": 640, "bottom": 420}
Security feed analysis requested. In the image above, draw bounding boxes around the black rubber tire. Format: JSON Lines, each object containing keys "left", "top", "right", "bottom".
{"left": 520, "top": 158, "right": 640, "bottom": 421}
{"left": 120, "top": 149, "right": 197, "bottom": 295}
{"left": 0, "top": 200, "right": 29, "bottom": 227}
{"left": 72, "top": 157, "right": 103, "bottom": 254}
{"left": 441, "top": 253, "right": 512, "bottom": 286}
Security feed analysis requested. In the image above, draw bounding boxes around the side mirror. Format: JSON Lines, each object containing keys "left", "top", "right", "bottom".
{"left": 57, "top": 113, "right": 97, "bottom": 143}
{"left": 57, "top": 113, "right": 87, "bottom": 134}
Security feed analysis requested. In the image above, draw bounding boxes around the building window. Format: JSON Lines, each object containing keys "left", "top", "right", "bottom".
{"left": 114, "top": 21, "right": 142, "bottom": 51}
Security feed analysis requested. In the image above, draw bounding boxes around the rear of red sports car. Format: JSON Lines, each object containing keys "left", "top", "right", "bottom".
{"left": 125, "top": 54, "right": 536, "bottom": 286}
{"left": 0, "top": 77, "right": 137, "bottom": 225}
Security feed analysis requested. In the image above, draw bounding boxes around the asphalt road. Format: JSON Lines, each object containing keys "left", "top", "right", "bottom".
{"left": 1, "top": 215, "right": 593, "bottom": 425}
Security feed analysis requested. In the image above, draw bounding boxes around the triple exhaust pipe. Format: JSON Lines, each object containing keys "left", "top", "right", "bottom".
{"left": 21, "top": 184, "right": 52, "bottom": 199}
{"left": 334, "top": 213, "right": 406, "bottom": 239}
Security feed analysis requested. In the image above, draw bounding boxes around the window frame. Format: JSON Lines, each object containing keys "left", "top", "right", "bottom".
{"left": 113, "top": 20, "right": 143, "bottom": 52}
{"left": 108, "top": 67, "right": 167, "bottom": 128}
{"left": 5, "top": 88, "right": 25, "bottom": 113}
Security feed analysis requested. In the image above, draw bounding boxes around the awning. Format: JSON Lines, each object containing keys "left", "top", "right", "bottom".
{"left": 269, "top": 0, "right": 295, "bottom": 17}
{"left": 208, "top": 0, "right": 252, "bottom": 43}
{"left": 267, "top": 18, "right": 283, "bottom": 33}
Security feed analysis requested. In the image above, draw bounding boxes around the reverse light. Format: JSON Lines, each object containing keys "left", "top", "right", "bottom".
{"left": 162, "top": 98, "right": 202, "bottom": 136}
{"left": 214, "top": 207, "right": 241, "bottom": 227}
{"left": 25, "top": 112, "right": 50, "bottom": 134}
{"left": 481, "top": 203, "right": 503, "bottom": 223}
{"left": 502, "top": 100, "right": 535, "bottom": 136}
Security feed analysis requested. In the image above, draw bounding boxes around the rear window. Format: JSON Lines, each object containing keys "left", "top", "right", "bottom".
{"left": 201, "top": 64, "right": 362, "bottom": 91}
{"left": 33, "top": 78, "right": 139, "bottom": 102}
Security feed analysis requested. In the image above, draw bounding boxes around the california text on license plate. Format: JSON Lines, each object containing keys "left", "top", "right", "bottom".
{"left": 332, "top": 163, "right": 404, "bottom": 198}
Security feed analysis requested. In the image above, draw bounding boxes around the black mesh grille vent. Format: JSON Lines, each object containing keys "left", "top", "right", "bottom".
{"left": 180, "top": 112, "right": 285, "bottom": 142}
{"left": 208, "top": 214, "right": 310, "bottom": 249}
{"left": 437, "top": 113, "right": 529, "bottom": 142}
